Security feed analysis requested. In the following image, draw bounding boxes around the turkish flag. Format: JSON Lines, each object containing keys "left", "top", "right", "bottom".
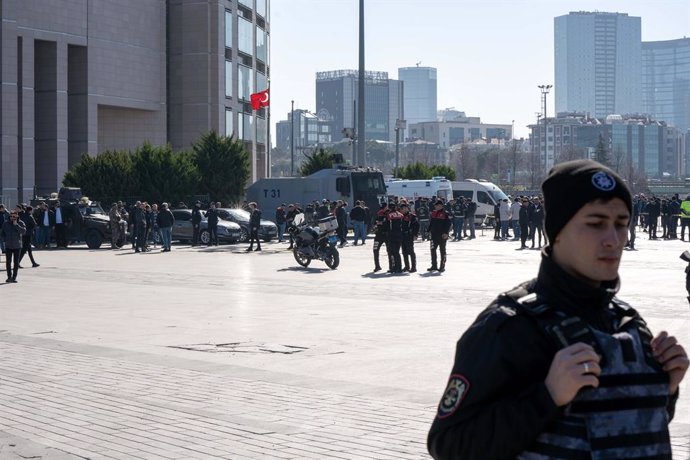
{"left": 250, "top": 88, "right": 270, "bottom": 110}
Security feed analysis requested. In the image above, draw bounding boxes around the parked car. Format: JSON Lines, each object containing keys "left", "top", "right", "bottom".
{"left": 217, "top": 208, "right": 279, "bottom": 242}
{"left": 167, "top": 209, "right": 242, "bottom": 244}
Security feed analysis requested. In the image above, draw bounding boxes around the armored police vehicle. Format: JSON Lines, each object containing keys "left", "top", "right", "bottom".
{"left": 384, "top": 177, "right": 453, "bottom": 202}
{"left": 451, "top": 179, "right": 508, "bottom": 225}
{"left": 246, "top": 167, "right": 387, "bottom": 223}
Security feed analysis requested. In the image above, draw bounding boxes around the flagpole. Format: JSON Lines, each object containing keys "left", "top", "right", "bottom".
{"left": 252, "top": 111, "right": 257, "bottom": 182}
{"left": 267, "top": 80, "right": 271, "bottom": 178}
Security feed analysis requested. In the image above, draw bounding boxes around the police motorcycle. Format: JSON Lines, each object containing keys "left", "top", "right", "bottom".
{"left": 286, "top": 213, "right": 340, "bottom": 269}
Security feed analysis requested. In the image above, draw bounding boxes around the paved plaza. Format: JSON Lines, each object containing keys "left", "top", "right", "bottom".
{"left": 0, "top": 232, "right": 688, "bottom": 459}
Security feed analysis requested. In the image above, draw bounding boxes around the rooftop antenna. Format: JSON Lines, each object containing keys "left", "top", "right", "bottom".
{"left": 416, "top": 61, "right": 421, "bottom": 67}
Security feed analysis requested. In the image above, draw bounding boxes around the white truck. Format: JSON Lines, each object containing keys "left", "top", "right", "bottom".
{"left": 451, "top": 179, "right": 508, "bottom": 225}
{"left": 384, "top": 177, "right": 453, "bottom": 202}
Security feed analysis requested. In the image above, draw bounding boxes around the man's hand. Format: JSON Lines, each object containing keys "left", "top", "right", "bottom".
{"left": 545, "top": 342, "right": 601, "bottom": 407}
{"left": 441, "top": 233, "right": 448, "bottom": 240}
{"left": 652, "top": 331, "right": 689, "bottom": 395}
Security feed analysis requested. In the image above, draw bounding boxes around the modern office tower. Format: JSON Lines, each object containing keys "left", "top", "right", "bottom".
{"left": 554, "top": 11, "right": 641, "bottom": 118}
{"left": 315, "top": 70, "right": 404, "bottom": 148}
{"left": 642, "top": 38, "right": 690, "bottom": 135}
{"left": 398, "top": 66, "right": 437, "bottom": 131}
{"left": 0, "top": 0, "right": 270, "bottom": 205}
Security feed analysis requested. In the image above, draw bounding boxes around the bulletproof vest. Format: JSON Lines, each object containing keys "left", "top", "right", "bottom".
{"left": 417, "top": 206, "right": 429, "bottom": 220}
{"left": 504, "top": 288, "right": 672, "bottom": 460}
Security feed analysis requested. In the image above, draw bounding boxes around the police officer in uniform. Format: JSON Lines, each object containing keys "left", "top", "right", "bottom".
{"left": 428, "top": 200, "right": 451, "bottom": 272}
{"left": 372, "top": 202, "right": 389, "bottom": 272}
{"left": 386, "top": 202, "right": 404, "bottom": 273}
{"left": 416, "top": 199, "right": 430, "bottom": 241}
{"left": 428, "top": 160, "right": 688, "bottom": 460}
{"left": 451, "top": 199, "right": 465, "bottom": 241}
{"left": 400, "top": 203, "right": 419, "bottom": 273}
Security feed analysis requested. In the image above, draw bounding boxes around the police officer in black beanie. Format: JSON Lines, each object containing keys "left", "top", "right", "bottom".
{"left": 428, "top": 159, "right": 688, "bottom": 459}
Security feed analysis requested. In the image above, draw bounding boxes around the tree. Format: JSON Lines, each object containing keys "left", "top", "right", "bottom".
{"left": 555, "top": 145, "right": 584, "bottom": 164}
{"left": 594, "top": 134, "right": 610, "bottom": 166}
{"left": 299, "top": 148, "right": 337, "bottom": 176}
{"left": 393, "top": 162, "right": 431, "bottom": 180}
{"left": 193, "top": 131, "right": 251, "bottom": 205}
{"left": 429, "top": 165, "right": 456, "bottom": 181}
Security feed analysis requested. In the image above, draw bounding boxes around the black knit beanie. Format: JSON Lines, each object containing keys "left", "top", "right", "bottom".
{"left": 541, "top": 159, "right": 632, "bottom": 243}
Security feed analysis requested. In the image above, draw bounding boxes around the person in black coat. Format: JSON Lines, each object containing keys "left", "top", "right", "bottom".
{"left": 18, "top": 205, "right": 39, "bottom": 267}
{"left": 206, "top": 202, "right": 219, "bottom": 246}
{"left": 246, "top": 202, "right": 262, "bottom": 252}
{"left": 157, "top": 203, "right": 175, "bottom": 252}
{"left": 37, "top": 202, "right": 55, "bottom": 248}
{"left": 518, "top": 199, "right": 530, "bottom": 250}
{"left": 191, "top": 202, "right": 202, "bottom": 246}
{"left": 1, "top": 208, "right": 26, "bottom": 282}
{"left": 132, "top": 202, "right": 148, "bottom": 253}
{"left": 645, "top": 197, "right": 661, "bottom": 240}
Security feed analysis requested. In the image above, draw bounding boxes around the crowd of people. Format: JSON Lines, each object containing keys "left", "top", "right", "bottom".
{"left": 3, "top": 189, "right": 690, "bottom": 283}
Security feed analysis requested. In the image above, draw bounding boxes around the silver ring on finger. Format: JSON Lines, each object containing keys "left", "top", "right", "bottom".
{"left": 583, "top": 362, "right": 590, "bottom": 374}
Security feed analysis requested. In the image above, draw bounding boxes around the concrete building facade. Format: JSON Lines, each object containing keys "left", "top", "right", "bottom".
{"left": 0, "top": 0, "right": 269, "bottom": 206}
{"left": 555, "top": 11, "right": 641, "bottom": 118}
{"left": 315, "top": 70, "right": 404, "bottom": 146}
{"left": 408, "top": 115, "right": 512, "bottom": 149}
{"left": 528, "top": 113, "right": 685, "bottom": 178}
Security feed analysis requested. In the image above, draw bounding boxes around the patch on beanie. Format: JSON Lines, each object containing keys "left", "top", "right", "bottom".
{"left": 591, "top": 171, "right": 616, "bottom": 191}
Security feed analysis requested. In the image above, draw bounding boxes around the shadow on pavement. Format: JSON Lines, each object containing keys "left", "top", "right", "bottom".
{"left": 277, "top": 266, "right": 328, "bottom": 274}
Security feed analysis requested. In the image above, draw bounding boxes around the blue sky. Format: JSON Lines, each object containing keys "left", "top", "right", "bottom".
{"left": 270, "top": 0, "right": 689, "bottom": 140}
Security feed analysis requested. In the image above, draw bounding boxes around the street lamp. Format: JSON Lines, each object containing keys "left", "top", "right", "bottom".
{"left": 394, "top": 119, "right": 406, "bottom": 172}
{"left": 538, "top": 84, "right": 552, "bottom": 173}
{"left": 290, "top": 100, "right": 295, "bottom": 176}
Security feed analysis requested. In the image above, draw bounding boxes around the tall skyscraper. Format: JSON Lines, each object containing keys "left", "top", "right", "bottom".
{"left": 398, "top": 66, "right": 437, "bottom": 131}
{"left": 0, "top": 0, "right": 270, "bottom": 205}
{"left": 642, "top": 38, "right": 690, "bottom": 135}
{"left": 554, "top": 11, "right": 641, "bottom": 118}
{"left": 315, "top": 70, "right": 404, "bottom": 148}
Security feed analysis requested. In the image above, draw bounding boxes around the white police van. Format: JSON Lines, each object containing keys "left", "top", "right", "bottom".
{"left": 384, "top": 177, "right": 453, "bottom": 202}
{"left": 451, "top": 179, "right": 508, "bottom": 224}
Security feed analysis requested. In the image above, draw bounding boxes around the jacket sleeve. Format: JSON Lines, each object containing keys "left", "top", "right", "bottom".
{"left": 428, "top": 307, "right": 560, "bottom": 460}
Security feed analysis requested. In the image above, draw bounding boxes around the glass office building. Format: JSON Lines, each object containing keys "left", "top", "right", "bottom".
{"left": 642, "top": 38, "right": 690, "bottom": 135}
{"left": 315, "top": 70, "right": 404, "bottom": 146}
{"left": 555, "top": 12, "right": 641, "bottom": 118}
{"left": 398, "top": 66, "right": 437, "bottom": 137}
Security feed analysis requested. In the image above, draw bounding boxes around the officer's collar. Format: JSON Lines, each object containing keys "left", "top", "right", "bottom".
{"left": 536, "top": 248, "right": 619, "bottom": 312}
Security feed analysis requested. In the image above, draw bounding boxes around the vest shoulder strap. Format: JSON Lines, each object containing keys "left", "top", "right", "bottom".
{"left": 501, "top": 282, "right": 604, "bottom": 357}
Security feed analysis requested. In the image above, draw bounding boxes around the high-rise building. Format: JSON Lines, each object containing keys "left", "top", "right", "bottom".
{"left": 275, "top": 110, "right": 332, "bottom": 152}
{"left": 642, "top": 38, "right": 690, "bottom": 135}
{"left": 554, "top": 11, "right": 641, "bottom": 118}
{"left": 398, "top": 66, "right": 437, "bottom": 134}
{"left": 0, "top": 0, "right": 270, "bottom": 205}
{"left": 315, "top": 70, "right": 404, "bottom": 149}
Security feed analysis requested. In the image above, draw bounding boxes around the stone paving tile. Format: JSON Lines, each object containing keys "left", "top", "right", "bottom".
{"left": 0, "top": 340, "right": 429, "bottom": 459}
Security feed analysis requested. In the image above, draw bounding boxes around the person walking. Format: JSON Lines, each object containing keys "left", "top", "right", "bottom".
{"left": 132, "top": 202, "right": 147, "bottom": 253}
{"left": 385, "top": 203, "right": 404, "bottom": 273}
{"left": 499, "top": 198, "right": 511, "bottom": 240}
{"left": 464, "top": 198, "right": 476, "bottom": 239}
{"left": 157, "top": 203, "right": 175, "bottom": 252}
{"left": 18, "top": 205, "right": 39, "bottom": 268}
{"left": 349, "top": 201, "right": 367, "bottom": 245}
{"left": 53, "top": 201, "right": 67, "bottom": 248}
{"left": 108, "top": 203, "right": 121, "bottom": 249}
{"left": 246, "top": 202, "right": 262, "bottom": 252}
{"left": 511, "top": 197, "right": 522, "bottom": 241}
{"left": 518, "top": 198, "right": 530, "bottom": 250}
{"left": 1, "top": 208, "right": 26, "bottom": 283}
{"left": 0, "top": 203, "right": 8, "bottom": 263}
{"left": 530, "top": 197, "right": 545, "bottom": 249}
{"left": 335, "top": 201, "right": 348, "bottom": 247}
{"left": 428, "top": 159, "right": 688, "bottom": 460}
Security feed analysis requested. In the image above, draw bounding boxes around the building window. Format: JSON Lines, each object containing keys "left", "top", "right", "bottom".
{"left": 256, "top": 71, "right": 267, "bottom": 93}
{"left": 238, "top": 16, "right": 253, "bottom": 55}
{"left": 256, "top": 26, "right": 267, "bottom": 63}
{"left": 224, "top": 10, "right": 233, "bottom": 48}
{"left": 257, "top": 117, "right": 267, "bottom": 144}
{"left": 225, "top": 109, "right": 234, "bottom": 137}
{"left": 225, "top": 60, "right": 233, "bottom": 98}
{"left": 238, "top": 113, "right": 253, "bottom": 141}
{"left": 238, "top": 64, "right": 253, "bottom": 100}
{"left": 238, "top": 0, "right": 253, "bottom": 9}
{"left": 257, "top": 0, "right": 267, "bottom": 17}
